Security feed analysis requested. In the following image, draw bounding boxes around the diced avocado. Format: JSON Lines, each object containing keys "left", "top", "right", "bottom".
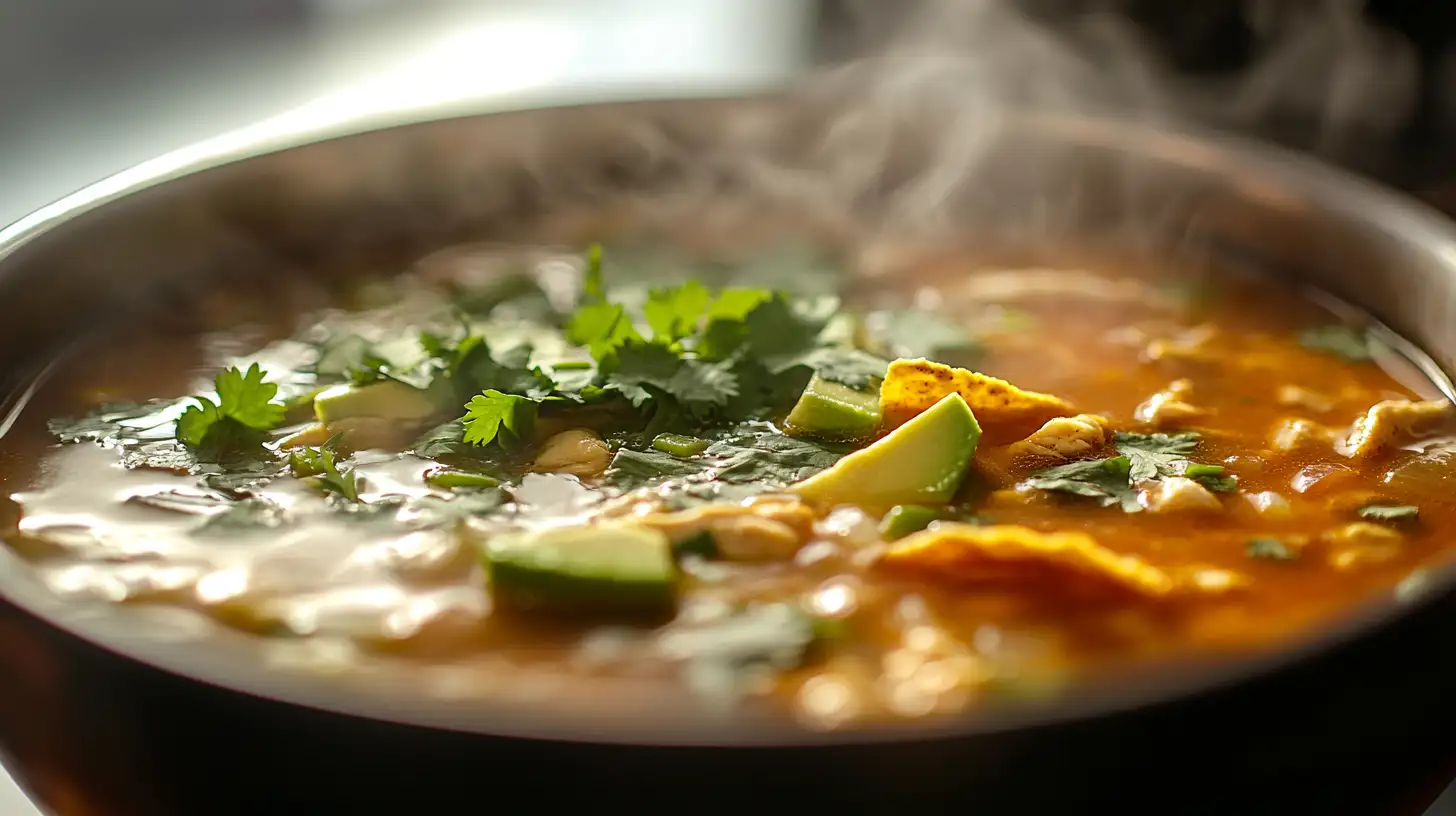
{"left": 652, "top": 433, "right": 711, "bottom": 458}
{"left": 880, "top": 505, "right": 941, "bottom": 539}
{"left": 784, "top": 374, "right": 882, "bottom": 442}
{"left": 482, "top": 524, "right": 677, "bottom": 615}
{"left": 790, "top": 393, "right": 980, "bottom": 508}
{"left": 313, "top": 381, "right": 439, "bottom": 425}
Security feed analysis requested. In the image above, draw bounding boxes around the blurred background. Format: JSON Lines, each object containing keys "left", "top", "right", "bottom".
{"left": 4, "top": 0, "right": 1456, "bottom": 227}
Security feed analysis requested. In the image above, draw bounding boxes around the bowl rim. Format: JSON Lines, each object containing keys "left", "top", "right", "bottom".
{"left": 3, "top": 94, "right": 1456, "bottom": 747}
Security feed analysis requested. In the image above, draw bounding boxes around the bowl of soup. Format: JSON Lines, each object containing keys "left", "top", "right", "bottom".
{"left": 3, "top": 96, "right": 1456, "bottom": 812}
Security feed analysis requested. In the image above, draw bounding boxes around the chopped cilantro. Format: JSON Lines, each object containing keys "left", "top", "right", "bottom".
{"left": 605, "top": 422, "right": 846, "bottom": 494}
{"left": 644, "top": 279, "right": 711, "bottom": 342}
{"left": 461, "top": 390, "right": 539, "bottom": 448}
{"left": 582, "top": 243, "right": 605, "bottom": 301}
{"left": 289, "top": 441, "right": 359, "bottom": 501}
{"left": 1300, "top": 325, "right": 1372, "bottom": 361}
{"left": 1114, "top": 431, "right": 1199, "bottom": 482}
{"left": 1021, "top": 431, "right": 1235, "bottom": 511}
{"left": 1020, "top": 456, "right": 1142, "bottom": 512}
{"left": 175, "top": 364, "right": 285, "bottom": 455}
{"left": 601, "top": 340, "right": 737, "bottom": 418}
{"left": 1246, "top": 537, "right": 1297, "bottom": 561}
{"left": 1358, "top": 504, "right": 1420, "bottom": 523}
{"left": 565, "top": 301, "right": 642, "bottom": 361}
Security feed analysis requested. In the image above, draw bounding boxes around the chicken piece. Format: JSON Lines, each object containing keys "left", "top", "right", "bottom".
{"left": 1276, "top": 385, "right": 1335, "bottom": 414}
{"left": 1269, "top": 418, "right": 1339, "bottom": 452}
{"left": 1134, "top": 379, "right": 1210, "bottom": 429}
{"left": 1139, "top": 477, "right": 1222, "bottom": 513}
{"left": 629, "top": 497, "right": 814, "bottom": 562}
{"left": 1243, "top": 490, "right": 1292, "bottom": 519}
{"left": 1144, "top": 324, "right": 1220, "bottom": 365}
{"left": 1337, "top": 399, "right": 1454, "bottom": 458}
{"left": 1009, "top": 414, "right": 1110, "bottom": 460}
{"left": 875, "top": 523, "right": 1175, "bottom": 600}
{"left": 879, "top": 358, "right": 1073, "bottom": 444}
{"left": 1289, "top": 463, "right": 1362, "bottom": 496}
{"left": 531, "top": 429, "right": 611, "bottom": 479}
{"left": 1323, "top": 522, "right": 1403, "bottom": 570}
{"left": 1179, "top": 567, "right": 1250, "bottom": 595}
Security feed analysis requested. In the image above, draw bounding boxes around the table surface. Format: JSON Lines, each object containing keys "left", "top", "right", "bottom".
{"left": 0, "top": 2, "right": 1453, "bottom": 812}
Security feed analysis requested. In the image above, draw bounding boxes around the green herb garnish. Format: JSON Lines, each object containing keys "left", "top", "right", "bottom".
{"left": 175, "top": 364, "right": 285, "bottom": 454}
{"left": 1020, "top": 431, "right": 1235, "bottom": 511}
{"left": 461, "top": 390, "right": 540, "bottom": 448}
{"left": 288, "top": 439, "right": 358, "bottom": 501}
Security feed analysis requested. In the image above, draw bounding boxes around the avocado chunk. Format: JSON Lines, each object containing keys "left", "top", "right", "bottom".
{"left": 784, "top": 374, "right": 882, "bottom": 442}
{"left": 790, "top": 393, "right": 980, "bottom": 508}
{"left": 880, "top": 504, "right": 941, "bottom": 539}
{"left": 482, "top": 524, "right": 678, "bottom": 615}
{"left": 313, "top": 381, "right": 440, "bottom": 425}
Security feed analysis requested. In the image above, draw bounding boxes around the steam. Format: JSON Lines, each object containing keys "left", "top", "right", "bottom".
{"left": 612, "top": 0, "right": 1423, "bottom": 264}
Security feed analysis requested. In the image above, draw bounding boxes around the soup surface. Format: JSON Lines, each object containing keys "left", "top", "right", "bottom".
{"left": 4, "top": 243, "right": 1454, "bottom": 730}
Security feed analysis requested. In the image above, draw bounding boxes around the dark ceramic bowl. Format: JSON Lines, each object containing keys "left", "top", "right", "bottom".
{"left": 1, "top": 96, "right": 1455, "bottom": 814}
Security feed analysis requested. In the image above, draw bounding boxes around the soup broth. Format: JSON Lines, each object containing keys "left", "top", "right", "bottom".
{"left": 3, "top": 243, "right": 1452, "bottom": 729}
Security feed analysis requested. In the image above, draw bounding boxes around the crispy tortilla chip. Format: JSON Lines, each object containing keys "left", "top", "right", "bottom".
{"left": 880, "top": 359, "right": 1073, "bottom": 444}
{"left": 876, "top": 522, "right": 1174, "bottom": 600}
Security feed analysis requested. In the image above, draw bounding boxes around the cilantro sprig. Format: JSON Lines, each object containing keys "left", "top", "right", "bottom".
{"left": 1019, "top": 431, "right": 1235, "bottom": 512}
{"left": 458, "top": 244, "right": 867, "bottom": 449}
{"left": 176, "top": 364, "right": 285, "bottom": 455}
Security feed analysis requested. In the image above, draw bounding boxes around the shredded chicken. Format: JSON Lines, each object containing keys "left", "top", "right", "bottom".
{"left": 1276, "top": 385, "right": 1335, "bottom": 414}
{"left": 628, "top": 497, "right": 814, "bottom": 562}
{"left": 1269, "top": 418, "right": 1339, "bottom": 452}
{"left": 1139, "top": 477, "right": 1222, "bottom": 513}
{"left": 1144, "top": 324, "right": 1220, "bottom": 365}
{"left": 1243, "top": 491, "right": 1292, "bottom": 519}
{"left": 1134, "top": 379, "right": 1210, "bottom": 429}
{"left": 531, "top": 429, "right": 611, "bottom": 479}
{"left": 1337, "top": 399, "right": 1454, "bottom": 458}
{"left": 1324, "top": 522, "right": 1403, "bottom": 570}
{"left": 875, "top": 523, "right": 1175, "bottom": 600}
{"left": 1009, "top": 414, "right": 1110, "bottom": 460}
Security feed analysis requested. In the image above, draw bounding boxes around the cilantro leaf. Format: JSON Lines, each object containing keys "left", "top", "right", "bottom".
{"left": 214, "top": 364, "right": 287, "bottom": 430}
{"left": 462, "top": 390, "right": 539, "bottom": 447}
{"left": 582, "top": 243, "right": 605, "bottom": 301}
{"left": 566, "top": 301, "right": 642, "bottom": 361}
{"left": 1358, "top": 504, "right": 1419, "bottom": 523}
{"left": 600, "top": 340, "right": 738, "bottom": 417}
{"left": 288, "top": 440, "right": 359, "bottom": 501}
{"left": 776, "top": 346, "right": 889, "bottom": 390}
{"left": 644, "top": 280, "right": 711, "bottom": 342}
{"left": 176, "top": 364, "right": 284, "bottom": 454}
{"left": 1246, "top": 537, "right": 1297, "bottom": 561}
{"left": 604, "top": 422, "right": 847, "bottom": 496}
{"left": 1113, "top": 431, "right": 1200, "bottom": 482}
{"left": 1020, "top": 456, "right": 1141, "bottom": 512}
{"left": 700, "top": 293, "right": 826, "bottom": 363}
{"left": 1177, "top": 462, "right": 1238, "bottom": 492}
{"left": 1300, "top": 325, "right": 1373, "bottom": 361}
{"left": 706, "top": 287, "right": 773, "bottom": 321}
